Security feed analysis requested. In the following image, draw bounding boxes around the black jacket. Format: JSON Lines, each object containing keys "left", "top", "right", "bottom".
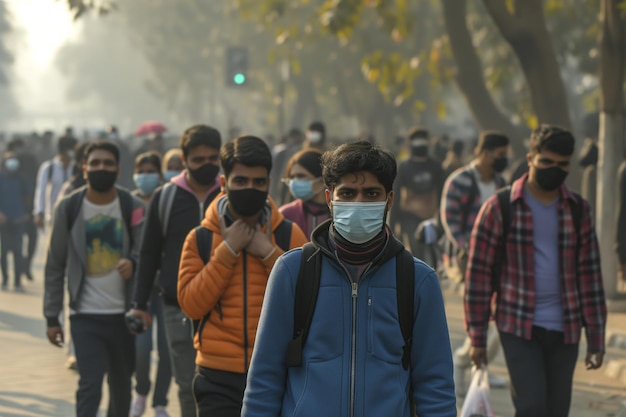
{"left": 133, "top": 176, "right": 220, "bottom": 309}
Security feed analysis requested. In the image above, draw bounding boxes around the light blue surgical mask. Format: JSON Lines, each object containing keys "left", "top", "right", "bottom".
{"left": 287, "top": 178, "right": 320, "bottom": 201}
{"left": 5, "top": 158, "right": 20, "bottom": 172}
{"left": 133, "top": 173, "right": 161, "bottom": 196}
{"left": 163, "top": 170, "right": 181, "bottom": 182}
{"left": 332, "top": 200, "right": 387, "bottom": 244}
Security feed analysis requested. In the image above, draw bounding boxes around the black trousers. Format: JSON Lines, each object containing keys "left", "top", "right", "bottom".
{"left": 0, "top": 222, "right": 24, "bottom": 286}
{"left": 499, "top": 327, "right": 579, "bottom": 417}
{"left": 71, "top": 314, "right": 135, "bottom": 417}
{"left": 193, "top": 366, "right": 246, "bottom": 417}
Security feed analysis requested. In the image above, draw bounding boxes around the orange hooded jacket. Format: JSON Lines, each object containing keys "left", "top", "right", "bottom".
{"left": 178, "top": 193, "right": 307, "bottom": 373}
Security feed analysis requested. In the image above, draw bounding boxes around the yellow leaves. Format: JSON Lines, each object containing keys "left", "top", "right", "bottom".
{"left": 361, "top": 50, "right": 421, "bottom": 106}
{"left": 436, "top": 101, "right": 447, "bottom": 118}
{"left": 505, "top": 0, "right": 515, "bottom": 14}
{"left": 525, "top": 114, "right": 539, "bottom": 129}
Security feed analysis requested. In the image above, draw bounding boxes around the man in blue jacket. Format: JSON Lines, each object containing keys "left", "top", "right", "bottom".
{"left": 242, "top": 141, "right": 456, "bottom": 417}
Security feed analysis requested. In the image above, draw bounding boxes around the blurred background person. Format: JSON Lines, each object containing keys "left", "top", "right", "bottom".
{"left": 0, "top": 151, "right": 32, "bottom": 291}
{"left": 131, "top": 151, "right": 172, "bottom": 417}
{"left": 162, "top": 149, "right": 184, "bottom": 182}
{"left": 279, "top": 149, "right": 329, "bottom": 240}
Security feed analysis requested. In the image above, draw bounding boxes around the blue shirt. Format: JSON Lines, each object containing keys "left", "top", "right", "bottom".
{"left": 0, "top": 172, "right": 27, "bottom": 221}
{"left": 524, "top": 189, "right": 563, "bottom": 331}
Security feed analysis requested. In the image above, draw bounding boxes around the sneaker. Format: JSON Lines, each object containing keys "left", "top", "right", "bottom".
{"left": 488, "top": 373, "right": 508, "bottom": 389}
{"left": 453, "top": 365, "right": 467, "bottom": 397}
{"left": 131, "top": 395, "right": 147, "bottom": 417}
{"left": 65, "top": 356, "right": 78, "bottom": 371}
{"left": 154, "top": 406, "right": 170, "bottom": 417}
{"left": 1, "top": 283, "right": 7, "bottom": 291}
{"left": 13, "top": 285, "right": 26, "bottom": 293}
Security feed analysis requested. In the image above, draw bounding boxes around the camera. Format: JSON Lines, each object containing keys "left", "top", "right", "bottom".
{"left": 125, "top": 312, "right": 146, "bottom": 334}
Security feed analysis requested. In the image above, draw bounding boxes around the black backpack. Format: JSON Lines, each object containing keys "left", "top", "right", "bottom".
{"left": 193, "top": 219, "right": 294, "bottom": 344}
{"left": 285, "top": 243, "right": 416, "bottom": 371}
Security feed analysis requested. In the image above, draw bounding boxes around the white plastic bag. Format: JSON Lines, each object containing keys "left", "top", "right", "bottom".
{"left": 459, "top": 367, "right": 495, "bottom": 417}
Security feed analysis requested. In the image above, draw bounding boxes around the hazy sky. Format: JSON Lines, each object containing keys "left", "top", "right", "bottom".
{"left": 6, "top": 0, "right": 79, "bottom": 130}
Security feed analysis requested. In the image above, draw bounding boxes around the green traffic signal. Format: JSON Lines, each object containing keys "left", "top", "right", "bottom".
{"left": 234, "top": 73, "right": 246, "bottom": 85}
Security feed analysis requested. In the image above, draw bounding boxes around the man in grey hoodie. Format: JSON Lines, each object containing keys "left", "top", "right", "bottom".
{"left": 44, "top": 141, "right": 145, "bottom": 417}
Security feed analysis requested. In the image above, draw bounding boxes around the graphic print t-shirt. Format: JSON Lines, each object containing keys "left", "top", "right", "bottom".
{"left": 77, "top": 197, "right": 125, "bottom": 314}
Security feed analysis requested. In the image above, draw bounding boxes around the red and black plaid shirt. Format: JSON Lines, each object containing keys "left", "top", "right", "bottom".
{"left": 464, "top": 175, "right": 607, "bottom": 353}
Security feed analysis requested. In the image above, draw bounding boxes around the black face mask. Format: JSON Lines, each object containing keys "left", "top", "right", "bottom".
{"left": 189, "top": 163, "right": 220, "bottom": 185}
{"left": 227, "top": 188, "right": 268, "bottom": 217}
{"left": 411, "top": 146, "right": 429, "bottom": 158}
{"left": 535, "top": 166, "right": 568, "bottom": 191}
{"left": 492, "top": 157, "right": 508, "bottom": 173}
{"left": 88, "top": 170, "right": 117, "bottom": 192}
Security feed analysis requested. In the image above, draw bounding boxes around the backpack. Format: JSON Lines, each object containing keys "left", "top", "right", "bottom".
{"left": 493, "top": 186, "right": 584, "bottom": 286}
{"left": 157, "top": 182, "right": 177, "bottom": 237}
{"left": 192, "top": 219, "right": 294, "bottom": 343}
{"left": 65, "top": 186, "right": 135, "bottom": 247}
{"left": 285, "top": 243, "right": 416, "bottom": 371}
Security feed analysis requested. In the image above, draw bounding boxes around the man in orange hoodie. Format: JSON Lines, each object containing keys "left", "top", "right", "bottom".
{"left": 178, "top": 135, "right": 307, "bottom": 417}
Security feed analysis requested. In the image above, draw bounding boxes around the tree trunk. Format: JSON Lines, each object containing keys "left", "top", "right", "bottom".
{"left": 597, "top": 0, "right": 625, "bottom": 300}
{"left": 441, "top": 0, "right": 523, "bottom": 156}
{"left": 483, "top": 0, "right": 572, "bottom": 130}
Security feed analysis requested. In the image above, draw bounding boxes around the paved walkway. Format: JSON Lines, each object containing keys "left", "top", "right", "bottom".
{"left": 1, "top": 249, "right": 625, "bottom": 416}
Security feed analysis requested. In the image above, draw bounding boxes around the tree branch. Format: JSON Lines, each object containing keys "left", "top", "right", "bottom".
{"left": 441, "top": 0, "right": 521, "bottom": 145}
{"left": 482, "top": 0, "right": 521, "bottom": 38}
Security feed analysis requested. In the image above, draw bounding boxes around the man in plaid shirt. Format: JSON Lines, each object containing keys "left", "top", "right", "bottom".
{"left": 465, "top": 125, "right": 606, "bottom": 417}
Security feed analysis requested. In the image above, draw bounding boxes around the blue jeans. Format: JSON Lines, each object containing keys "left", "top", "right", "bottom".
{"left": 163, "top": 304, "right": 197, "bottom": 417}
{"left": 71, "top": 313, "right": 135, "bottom": 417}
{"left": 135, "top": 289, "right": 172, "bottom": 407}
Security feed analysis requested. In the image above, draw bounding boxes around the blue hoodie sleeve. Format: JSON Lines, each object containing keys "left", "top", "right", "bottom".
{"left": 411, "top": 267, "right": 457, "bottom": 416}
{"left": 242, "top": 251, "right": 299, "bottom": 417}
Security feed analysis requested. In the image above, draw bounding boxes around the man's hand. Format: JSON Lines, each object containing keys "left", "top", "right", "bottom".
{"left": 246, "top": 223, "right": 275, "bottom": 259}
{"left": 116, "top": 259, "right": 134, "bottom": 280}
{"left": 219, "top": 216, "right": 254, "bottom": 254}
{"left": 585, "top": 351, "right": 604, "bottom": 370}
{"left": 126, "top": 309, "right": 153, "bottom": 334}
{"left": 470, "top": 347, "right": 487, "bottom": 368}
{"left": 34, "top": 214, "right": 44, "bottom": 228}
{"left": 47, "top": 326, "right": 64, "bottom": 347}
{"left": 0, "top": 212, "right": 6, "bottom": 225}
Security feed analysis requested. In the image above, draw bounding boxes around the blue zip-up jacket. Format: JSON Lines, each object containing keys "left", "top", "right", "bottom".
{"left": 242, "top": 221, "right": 456, "bottom": 417}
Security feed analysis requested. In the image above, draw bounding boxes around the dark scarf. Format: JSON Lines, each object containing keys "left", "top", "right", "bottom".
{"left": 329, "top": 225, "right": 388, "bottom": 265}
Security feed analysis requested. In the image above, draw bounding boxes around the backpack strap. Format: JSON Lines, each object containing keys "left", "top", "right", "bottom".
{"left": 460, "top": 171, "right": 480, "bottom": 233}
{"left": 286, "top": 243, "right": 321, "bottom": 367}
{"left": 195, "top": 226, "right": 213, "bottom": 265}
{"left": 395, "top": 249, "right": 415, "bottom": 371}
{"left": 117, "top": 188, "right": 135, "bottom": 248}
{"left": 273, "top": 220, "right": 293, "bottom": 252}
{"left": 158, "top": 183, "right": 177, "bottom": 237}
{"left": 493, "top": 186, "right": 512, "bottom": 291}
{"left": 47, "top": 162, "right": 54, "bottom": 182}
{"left": 66, "top": 187, "right": 86, "bottom": 230}
{"left": 192, "top": 226, "right": 214, "bottom": 341}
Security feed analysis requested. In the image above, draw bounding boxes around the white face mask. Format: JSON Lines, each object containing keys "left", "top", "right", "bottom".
{"left": 307, "top": 131, "right": 323, "bottom": 144}
{"left": 332, "top": 200, "right": 387, "bottom": 244}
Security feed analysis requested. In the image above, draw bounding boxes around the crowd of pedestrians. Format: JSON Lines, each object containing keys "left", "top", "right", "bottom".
{"left": 0, "top": 119, "right": 622, "bottom": 417}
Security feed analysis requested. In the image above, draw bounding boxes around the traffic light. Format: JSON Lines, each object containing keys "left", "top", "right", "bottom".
{"left": 226, "top": 46, "right": 248, "bottom": 87}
